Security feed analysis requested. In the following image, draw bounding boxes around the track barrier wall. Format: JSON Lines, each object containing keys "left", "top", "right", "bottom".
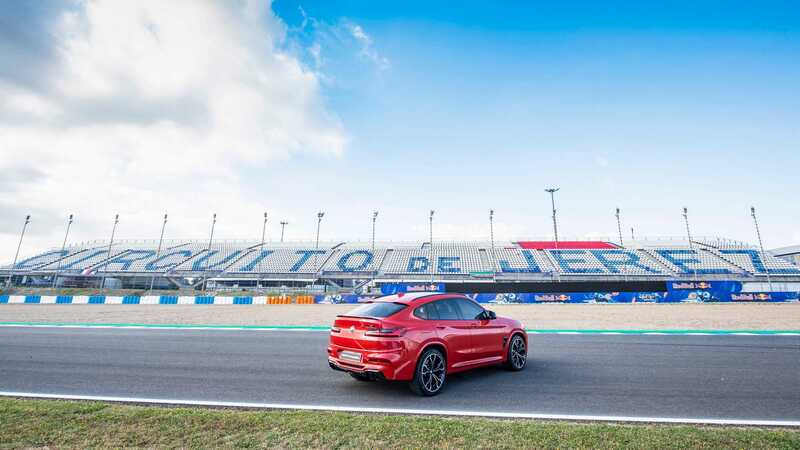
{"left": 1, "top": 280, "right": 798, "bottom": 306}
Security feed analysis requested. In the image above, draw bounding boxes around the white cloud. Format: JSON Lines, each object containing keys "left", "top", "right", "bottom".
{"left": 0, "top": 0, "right": 347, "bottom": 262}
{"left": 346, "top": 22, "right": 390, "bottom": 70}
{"left": 288, "top": 11, "right": 389, "bottom": 76}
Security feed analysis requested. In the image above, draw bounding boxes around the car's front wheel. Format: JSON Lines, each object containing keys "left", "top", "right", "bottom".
{"left": 409, "top": 347, "right": 446, "bottom": 396}
{"left": 505, "top": 334, "right": 527, "bottom": 371}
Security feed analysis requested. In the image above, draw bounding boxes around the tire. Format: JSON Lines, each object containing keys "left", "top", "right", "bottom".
{"left": 409, "top": 347, "right": 447, "bottom": 396}
{"left": 349, "top": 372, "right": 373, "bottom": 382}
{"left": 504, "top": 334, "right": 527, "bottom": 371}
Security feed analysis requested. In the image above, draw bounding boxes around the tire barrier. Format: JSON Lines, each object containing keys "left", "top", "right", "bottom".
{"left": 295, "top": 295, "right": 316, "bottom": 304}
{"left": 266, "top": 295, "right": 291, "bottom": 305}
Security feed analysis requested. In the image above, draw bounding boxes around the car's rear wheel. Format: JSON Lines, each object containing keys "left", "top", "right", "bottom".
{"left": 505, "top": 334, "right": 527, "bottom": 371}
{"left": 349, "top": 372, "right": 373, "bottom": 382}
{"left": 410, "top": 348, "right": 446, "bottom": 396}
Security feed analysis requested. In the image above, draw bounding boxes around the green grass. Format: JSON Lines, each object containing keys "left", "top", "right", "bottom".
{"left": 1, "top": 398, "right": 798, "bottom": 449}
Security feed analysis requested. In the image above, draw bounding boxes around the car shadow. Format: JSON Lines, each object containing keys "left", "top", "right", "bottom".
{"left": 340, "top": 361, "right": 547, "bottom": 399}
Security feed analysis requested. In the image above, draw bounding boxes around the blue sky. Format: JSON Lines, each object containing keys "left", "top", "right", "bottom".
{"left": 0, "top": 0, "right": 798, "bottom": 261}
{"left": 269, "top": 0, "right": 800, "bottom": 242}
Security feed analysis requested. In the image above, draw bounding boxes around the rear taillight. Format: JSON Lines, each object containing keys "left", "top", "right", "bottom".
{"left": 365, "top": 327, "right": 405, "bottom": 337}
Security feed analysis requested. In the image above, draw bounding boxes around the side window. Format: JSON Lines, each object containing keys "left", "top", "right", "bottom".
{"left": 433, "top": 299, "right": 461, "bottom": 320}
{"left": 413, "top": 302, "right": 439, "bottom": 320}
{"left": 455, "top": 298, "right": 484, "bottom": 320}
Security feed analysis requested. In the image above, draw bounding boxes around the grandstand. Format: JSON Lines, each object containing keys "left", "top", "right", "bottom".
{"left": 3, "top": 237, "right": 800, "bottom": 292}
{"left": 772, "top": 245, "right": 800, "bottom": 266}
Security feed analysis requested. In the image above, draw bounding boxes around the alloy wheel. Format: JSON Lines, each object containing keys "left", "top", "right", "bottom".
{"left": 510, "top": 336, "right": 526, "bottom": 369}
{"left": 420, "top": 351, "right": 446, "bottom": 393}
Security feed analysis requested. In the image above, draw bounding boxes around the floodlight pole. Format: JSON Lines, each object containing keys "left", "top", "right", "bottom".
{"left": 682, "top": 207, "right": 695, "bottom": 250}
{"left": 148, "top": 214, "right": 168, "bottom": 293}
{"left": 258, "top": 212, "right": 268, "bottom": 290}
{"left": 631, "top": 227, "right": 635, "bottom": 241}
{"left": 751, "top": 206, "right": 773, "bottom": 292}
{"left": 545, "top": 188, "right": 560, "bottom": 249}
{"left": 371, "top": 211, "right": 379, "bottom": 254}
{"left": 682, "top": 207, "right": 697, "bottom": 280}
{"left": 7, "top": 215, "right": 31, "bottom": 289}
{"left": 280, "top": 221, "right": 288, "bottom": 243}
{"left": 261, "top": 212, "right": 268, "bottom": 250}
{"left": 52, "top": 214, "right": 74, "bottom": 289}
{"left": 615, "top": 208, "right": 624, "bottom": 248}
{"left": 101, "top": 214, "right": 119, "bottom": 293}
{"left": 489, "top": 209, "right": 497, "bottom": 272}
{"left": 202, "top": 213, "right": 216, "bottom": 293}
{"left": 314, "top": 212, "right": 324, "bottom": 274}
{"left": 429, "top": 210, "right": 435, "bottom": 284}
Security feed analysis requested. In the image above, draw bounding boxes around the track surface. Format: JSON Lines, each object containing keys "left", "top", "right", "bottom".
{"left": 0, "top": 327, "right": 798, "bottom": 421}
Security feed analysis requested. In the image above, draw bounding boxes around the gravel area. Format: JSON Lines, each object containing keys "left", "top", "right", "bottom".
{"left": 1, "top": 303, "right": 799, "bottom": 330}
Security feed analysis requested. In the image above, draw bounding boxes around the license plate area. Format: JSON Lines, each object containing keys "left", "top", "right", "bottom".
{"left": 339, "top": 350, "right": 362, "bottom": 363}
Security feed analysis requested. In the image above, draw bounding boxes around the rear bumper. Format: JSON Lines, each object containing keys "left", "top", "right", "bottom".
{"left": 328, "top": 360, "right": 387, "bottom": 381}
{"left": 327, "top": 344, "right": 411, "bottom": 380}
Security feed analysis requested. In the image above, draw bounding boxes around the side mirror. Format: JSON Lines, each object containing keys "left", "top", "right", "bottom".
{"left": 481, "top": 310, "right": 496, "bottom": 320}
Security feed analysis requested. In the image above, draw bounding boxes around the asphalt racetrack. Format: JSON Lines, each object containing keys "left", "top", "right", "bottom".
{"left": 1, "top": 327, "right": 798, "bottom": 423}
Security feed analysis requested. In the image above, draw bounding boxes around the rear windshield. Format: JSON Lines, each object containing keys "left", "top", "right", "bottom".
{"left": 345, "top": 302, "right": 407, "bottom": 318}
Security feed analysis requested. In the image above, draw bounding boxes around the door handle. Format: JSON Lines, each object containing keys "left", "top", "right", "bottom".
{"left": 436, "top": 326, "right": 446, "bottom": 329}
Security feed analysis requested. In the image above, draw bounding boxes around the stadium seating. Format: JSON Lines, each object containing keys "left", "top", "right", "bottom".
{"left": 381, "top": 243, "right": 490, "bottom": 275}
{"left": 5, "top": 239, "right": 800, "bottom": 280}
{"left": 589, "top": 249, "right": 667, "bottom": 275}
{"left": 3, "top": 246, "right": 90, "bottom": 270}
{"left": 713, "top": 243, "right": 800, "bottom": 275}
{"left": 226, "top": 245, "right": 336, "bottom": 274}
{"left": 493, "top": 247, "right": 554, "bottom": 273}
{"left": 545, "top": 249, "right": 669, "bottom": 275}
{"left": 37, "top": 246, "right": 132, "bottom": 273}
{"left": 86, "top": 243, "right": 205, "bottom": 273}
{"left": 171, "top": 243, "right": 256, "bottom": 273}
{"left": 642, "top": 247, "right": 744, "bottom": 275}
{"left": 321, "top": 246, "right": 389, "bottom": 273}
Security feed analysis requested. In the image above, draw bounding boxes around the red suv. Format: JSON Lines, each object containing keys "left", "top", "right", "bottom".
{"left": 327, "top": 293, "right": 527, "bottom": 396}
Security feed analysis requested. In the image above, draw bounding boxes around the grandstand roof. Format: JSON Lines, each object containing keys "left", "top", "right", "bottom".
{"left": 771, "top": 245, "right": 800, "bottom": 256}
{"left": 517, "top": 241, "right": 617, "bottom": 250}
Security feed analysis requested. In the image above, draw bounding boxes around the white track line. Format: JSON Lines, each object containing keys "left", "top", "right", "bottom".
{"left": 1, "top": 392, "right": 797, "bottom": 427}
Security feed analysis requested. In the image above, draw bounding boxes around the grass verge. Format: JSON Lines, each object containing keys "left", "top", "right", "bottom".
{"left": 1, "top": 398, "right": 798, "bottom": 449}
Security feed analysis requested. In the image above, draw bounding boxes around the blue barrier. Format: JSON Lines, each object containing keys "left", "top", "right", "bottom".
{"left": 122, "top": 295, "right": 140, "bottom": 305}
{"left": 24, "top": 295, "right": 41, "bottom": 304}
{"left": 315, "top": 294, "right": 366, "bottom": 304}
{"left": 662, "top": 280, "right": 798, "bottom": 302}
{"left": 380, "top": 283, "right": 445, "bottom": 295}
{"left": 55, "top": 295, "right": 73, "bottom": 304}
{"left": 195, "top": 296, "right": 214, "bottom": 305}
{"left": 233, "top": 296, "right": 253, "bottom": 305}
{"left": 467, "top": 292, "right": 670, "bottom": 304}
{"left": 159, "top": 296, "right": 178, "bottom": 304}
{"left": 0, "top": 295, "right": 8, "bottom": 304}
{"left": 88, "top": 295, "right": 106, "bottom": 304}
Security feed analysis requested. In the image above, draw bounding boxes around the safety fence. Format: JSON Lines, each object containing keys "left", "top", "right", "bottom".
{"left": 316, "top": 291, "right": 799, "bottom": 304}
{"left": 2, "top": 289, "right": 798, "bottom": 306}
{"left": 0, "top": 295, "right": 314, "bottom": 305}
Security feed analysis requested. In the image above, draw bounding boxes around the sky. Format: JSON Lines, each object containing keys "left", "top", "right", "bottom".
{"left": 1, "top": 0, "right": 798, "bottom": 262}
